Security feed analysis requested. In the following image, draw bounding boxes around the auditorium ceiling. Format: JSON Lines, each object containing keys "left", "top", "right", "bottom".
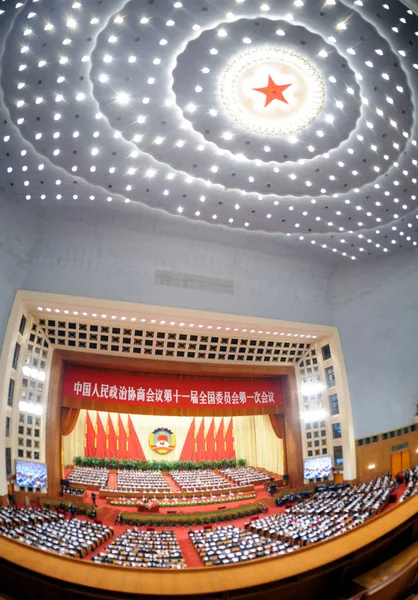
{"left": 21, "top": 290, "right": 335, "bottom": 365}
{"left": 0, "top": 0, "right": 417, "bottom": 261}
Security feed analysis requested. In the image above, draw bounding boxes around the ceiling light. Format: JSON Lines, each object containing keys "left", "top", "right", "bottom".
{"left": 116, "top": 92, "right": 130, "bottom": 105}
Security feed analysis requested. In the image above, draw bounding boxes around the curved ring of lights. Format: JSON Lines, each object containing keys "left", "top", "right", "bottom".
{"left": 0, "top": 0, "right": 417, "bottom": 261}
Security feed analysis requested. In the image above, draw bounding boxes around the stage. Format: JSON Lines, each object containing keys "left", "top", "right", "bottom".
{"left": 44, "top": 353, "right": 304, "bottom": 495}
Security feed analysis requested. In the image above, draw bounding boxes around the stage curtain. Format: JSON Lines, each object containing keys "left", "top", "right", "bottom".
{"left": 126, "top": 415, "right": 146, "bottom": 460}
{"left": 62, "top": 409, "right": 86, "bottom": 465}
{"left": 180, "top": 417, "right": 195, "bottom": 461}
{"left": 195, "top": 418, "right": 205, "bottom": 461}
{"left": 105, "top": 414, "right": 117, "bottom": 458}
{"left": 269, "top": 414, "right": 285, "bottom": 439}
{"left": 60, "top": 408, "right": 80, "bottom": 436}
{"left": 85, "top": 411, "right": 95, "bottom": 457}
{"left": 225, "top": 418, "right": 236, "bottom": 460}
{"left": 95, "top": 412, "right": 107, "bottom": 458}
{"left": 64, "top": 412, "right": 283, "bottom": 471}
{"left": 206, "top": 418, "right": 216, "bottom": 461}
{"left": 116, "top": 414, "right": 127, "bottom": 459}
{"left": 214, "top": 417, "right": 224, "bottom": 460}
{"left": 233, "top": 414, "right": 283, "bottom": 474}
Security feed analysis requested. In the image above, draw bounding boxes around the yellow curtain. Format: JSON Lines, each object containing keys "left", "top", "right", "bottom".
{"left": 60, "top": 407, "right": 80, "bottom": 436}
{"left": 63, "top": 411, "right": 283, "bottom": 474}
{"left": 233, "top": 415, "right": 283, "bottom": 475}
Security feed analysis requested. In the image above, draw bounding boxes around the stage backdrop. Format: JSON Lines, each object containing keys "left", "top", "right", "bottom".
{"left": 63, "top": 410, "right": 284, "bottom": 475}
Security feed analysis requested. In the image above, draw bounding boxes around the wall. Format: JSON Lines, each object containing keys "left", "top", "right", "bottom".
{"left": 0, "top": 201, "right": 38, "bottom": 495}
{"left": 0, "top": 200, "right": 36, "bottom": 355}
{"left": 329, "top": 249, "right": 418, "bottom": 439}
{"left": 356, "top": 429, "right": 418, "bottom": 482}
{"left": 21, "top": 203, "right": 334, "bottom": 328}
{"left": 3, "top": 199, "right": 418, "bottom": 445}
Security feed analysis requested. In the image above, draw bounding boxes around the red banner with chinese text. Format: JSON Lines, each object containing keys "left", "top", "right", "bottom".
{"left": 62, "top": 367, "right": 283, "bottom": 410}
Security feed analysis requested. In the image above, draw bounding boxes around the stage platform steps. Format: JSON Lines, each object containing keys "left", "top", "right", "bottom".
{"left": 97, "top": 505, "right": 120, "bottom": 524}
{"left": 262, "top": 495, "right": 280, "bottom": 509}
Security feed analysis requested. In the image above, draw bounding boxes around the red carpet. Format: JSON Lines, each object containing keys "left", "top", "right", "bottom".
{"left": 162, "top": 472, "right": 180, "bottom": 492}
{"left": 176, "top": 534, "right": 202, "bottom": 567}
{"left": 107, "top": 471, "right": 117, "bottom": 489}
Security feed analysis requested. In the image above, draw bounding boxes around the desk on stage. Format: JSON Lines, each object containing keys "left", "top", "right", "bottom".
{"left": 137, "top": 500, "right": 160, "bottom": 513}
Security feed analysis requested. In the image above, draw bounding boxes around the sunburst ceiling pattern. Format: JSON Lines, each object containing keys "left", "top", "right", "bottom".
{"left": 0, "top": 0, "right": 417, "bottom": 260}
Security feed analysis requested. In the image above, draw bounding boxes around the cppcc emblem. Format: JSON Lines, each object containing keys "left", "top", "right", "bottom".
{"left": 149, "top": 427, "right": 176, "bottom": 454}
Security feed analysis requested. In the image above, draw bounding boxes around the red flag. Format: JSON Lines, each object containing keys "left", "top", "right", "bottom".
{"left": 105, "top": 414, "right": 117, "bottom": 458}
{"left": 95, "top": 413, "right": 107, "bottom": 458}
{"left": 215, "top": 417, "right": 225, "bottom": 460}
{"left": 205, "top": 418, "right": 216, "bottom": 461}
{"left": 84, "top": 412, "right": 95, "bottom": 458}
{"left": 180, "top": 418, "right": 196, "bottom": 461}
{"left": 225, "top": 418, "right": 236, "bottom": 460}
{"left": 195, "top": 418, "right": 206, "bottom": 461}
{"left": 126, "top": 415, "right": 146, "bottom": 460}
{"left": 116, "top": 414, "right": 127, "bottom": 460}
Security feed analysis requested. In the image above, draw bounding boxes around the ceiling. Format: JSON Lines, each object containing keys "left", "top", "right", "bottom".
{"left": 19, "top": 290, "right": 336, "bottom": 367}
{"left": 0, "top": 0, "right": 417, "bottom": 261}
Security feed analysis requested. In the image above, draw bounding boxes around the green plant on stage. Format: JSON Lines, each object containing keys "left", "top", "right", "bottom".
{"left": 119, "top": 502, "right": 264, "bottom": 527}
{"left": 40, "top": 498, "right": 91, "bottom": 515}
{"left": 109, "top": 457, "right": 119, "bottom": 470}
{"left": 108, "top": 492, "right": 257, "bottom": 508}
{"left": 74, "top": 456, "right": 83, "bottom": 467}
{"left": 238, "top": 458, "right": 247, "bottom": 467}
{"left": 81, "top": 456, "right": 92, "bottom": 467}
{"left": 119, "top": 459, "right": 128, "bottom": 470}
{"left": 102, "top": 457, "right": 110, "bottom": 469}
{"left": 228, "top": 458, "right": 237, "bottom": 468}
{"left": 211, "top": 460, "right": 220, "bottom": 469}
{"left": 128, "top": 458, "right": 137, "bottom": 470}
{"left": 91, "top": 457, "right": 102, "bottom": 468}
{"left": 136, "top": 459, "right": 146, "bottom": 470}
{"left": 220, "top": 459, "right": 229, "bottom": 469}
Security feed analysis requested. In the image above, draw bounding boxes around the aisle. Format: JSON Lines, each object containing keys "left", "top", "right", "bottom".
{"left": 107, "top": 471, "right": 117, "bottom": 489}
{"left": 176, "top": 534, "right": 202, "bottom": 568}
{"left": 162, "top": 471, "right": 180, "bottom": 492}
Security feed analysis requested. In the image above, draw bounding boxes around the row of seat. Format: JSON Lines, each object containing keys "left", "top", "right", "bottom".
{"left": 246, "top": 475, "right": 395, "bottom": 547}
{"left": 189, "top": 525, "right": 294, "bottom": 566}
{"left": 116, "top": 469, "right": 170, "bottom": 491}
{"left": 91, "top": 529, "right": 185, "bottom": 569}
{"left": 68, "top": 467, "right": 109, "bottom": 487}
{"left": 220, "top": 467, "right": 270, "bottom": 486}
{"left": 400, "top": 467, "right": 418, "bottom": 503}
{"left": 169, "top": 469, "right": 237, "bottom": 492}
{"left": 0, "top": 507, "right": 113, "bottom": 559}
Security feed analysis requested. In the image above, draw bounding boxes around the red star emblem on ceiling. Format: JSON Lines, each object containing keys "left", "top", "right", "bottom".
{"left": 253, "top": 75, "right": 292, "bottom": 107}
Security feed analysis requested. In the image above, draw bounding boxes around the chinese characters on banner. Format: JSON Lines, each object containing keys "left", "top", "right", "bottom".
{"left": 62, "top": 367, "right": 283, "bottom": 409}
